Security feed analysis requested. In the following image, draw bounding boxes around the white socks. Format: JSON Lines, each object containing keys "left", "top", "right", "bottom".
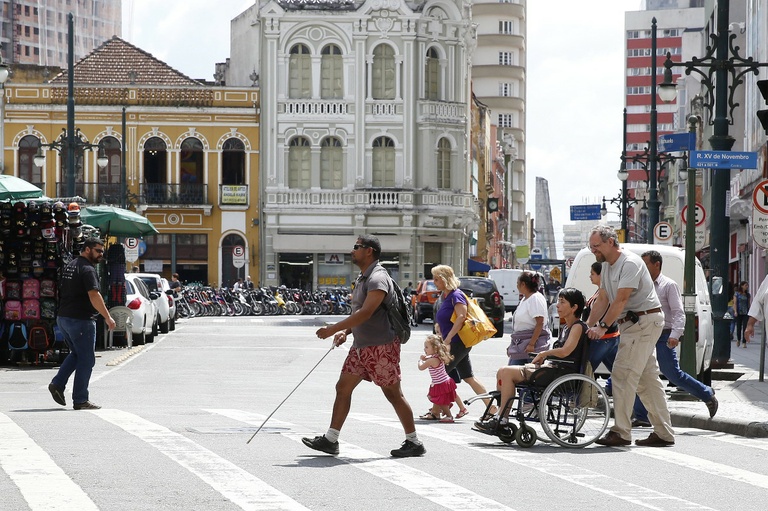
{"left": 325, "top": 428, "right": 340, "bottom": 443}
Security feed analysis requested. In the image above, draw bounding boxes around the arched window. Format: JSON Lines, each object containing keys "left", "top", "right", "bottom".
{"left": 180, "top": 138, "right": 205, "bottom": 203}
{"left": 289, "top": 44, "right": 312, "bottom": 99}
{"left": 425, "top": 47, "right": 440, "bottom": 100}
{"left": 18, "top": 135, "right": 41, "bottom": 185}
{"left": 437, "top": 138, "right": 451, "bottom": 189}
{"left": 98, "top": 136, "right": 122, "bottom": 203}
{"left": 143, "top": 136, "right": 167, "bottom": 203}
{"left": 221, "top": 233, "right": 247, "bottom": 290}
{"left": 222, "top": 138, "right": 245, "bottom": 185}
{"left": 288, "top": 137, "right": 311, "bottom": 189}
{"left": 372, "top": 136, "right": 395, "bottom": 187}
{"left": 320, "top": 137, "right": 342, "bottom": 189}
{"left": 321, "top": 44, "right": 343, "bottom": 99}
{"left": 372, "top": 45, "right": 395, "bottom": 100}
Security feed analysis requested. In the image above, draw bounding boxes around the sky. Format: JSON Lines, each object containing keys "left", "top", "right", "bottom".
{"left": 122, "top": 0, "right": 644, "bottom": 257}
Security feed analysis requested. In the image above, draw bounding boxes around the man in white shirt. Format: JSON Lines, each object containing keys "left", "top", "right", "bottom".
{"left": 744, "top": 274, "right": 768, "bottom": 344}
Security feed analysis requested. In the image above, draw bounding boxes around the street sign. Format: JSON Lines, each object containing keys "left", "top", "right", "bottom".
{"left": 530, "top": 248, "right": 543, "bottom": 271}
{"left": 752, "top": 179, "right": 768, "bottom": 248}
{"left": 653, "top": 222, "right": 674, "bottom": 245}
{"left": 658, "top": 132, "right": 695, "bottom": 153}
{"left": 681, "top": 202, "right": 706, "bottom": 251}
{"left": 565, "top": 257, "right": 574, "bottom": 269}
{"left": 569, "top": 204, "right": 602, "bottom": 221}
{"left": 689, "top": 150, "right": 758, "bottom": 170}
{"left": 681, "top": 202, "right": 706, "bottom": 226}
{"left": 515, "top": 241, "right": 530, "bottom": 265}
{"left": 123, "top": 238, "right": 139, "bottom": 263}
{"left": 232, "top": 245, "right": 246, "bottom": 269}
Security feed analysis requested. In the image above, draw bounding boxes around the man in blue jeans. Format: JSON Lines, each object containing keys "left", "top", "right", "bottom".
{"left": 48, "top": 238, "right": 116, "bottom": 410}
{"left": 632, "top": 250, "right": 718, "bottom": 426}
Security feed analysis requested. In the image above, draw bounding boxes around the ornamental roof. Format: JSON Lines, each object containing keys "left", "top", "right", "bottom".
{"left": 50, "top": 36, "right": 202, "bottom": 87}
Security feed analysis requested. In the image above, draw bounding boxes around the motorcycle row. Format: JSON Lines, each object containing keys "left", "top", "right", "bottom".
{"left": 174, "top": 286, "right": 353, "bottom": 318}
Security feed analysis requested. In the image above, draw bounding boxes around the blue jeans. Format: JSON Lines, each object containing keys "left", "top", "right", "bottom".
{"left": 52, "top": 317, "right": 96, "bottom": 405}
{"left": 589, "top": 336, "right": 619, "bottom": 393}
{"left": 633, "top": 329, "right": 714, "bottom": 422}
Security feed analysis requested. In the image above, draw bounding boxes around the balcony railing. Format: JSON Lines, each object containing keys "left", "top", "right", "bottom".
{"left": 279, "top": 99, "right": 350, "bottom": 116}
{"left": 140, "top": 183, "right": 209, "bottom": 206}
{"left": 265, "top": 188, "right": 474, "bottom": 210}
{"left": 55, "top": 182, "right": 123, "bottom": 204}
{"left": 417, "top": 100, "right": 467, "bottom": 124}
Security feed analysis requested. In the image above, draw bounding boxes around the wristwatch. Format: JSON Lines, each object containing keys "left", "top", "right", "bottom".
{"left": 598, "top": 320, "right": 609, "bottom": 329}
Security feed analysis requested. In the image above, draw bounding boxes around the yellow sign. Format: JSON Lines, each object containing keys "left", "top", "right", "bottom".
{"left": 616, "top": 229, "right": 626, "bottom": 244}
{"left": 550, "top": 267, "right": 561, "bottom": 282}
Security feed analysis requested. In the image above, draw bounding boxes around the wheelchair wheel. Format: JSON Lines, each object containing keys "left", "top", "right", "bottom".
{"left": 538, "top": 373, "right": 610, "bottom": 448}
{"left": 498, "top": 423, "right": 518, "bottom": 444}
{"left": 515, "top": 424, "right": 537, "bottom": 448}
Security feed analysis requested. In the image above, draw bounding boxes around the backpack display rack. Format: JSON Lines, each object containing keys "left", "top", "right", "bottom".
{"left": 0, "top": 198, "right": 84, "bottom": 366}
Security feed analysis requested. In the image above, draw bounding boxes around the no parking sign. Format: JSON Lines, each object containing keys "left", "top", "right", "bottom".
{"left": 232, "top": 245, "right": 246, "bottom": 269}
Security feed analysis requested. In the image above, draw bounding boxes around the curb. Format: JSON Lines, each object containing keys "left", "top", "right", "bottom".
{"left": 671, "top": 411, "right": 768, "bottom": 438}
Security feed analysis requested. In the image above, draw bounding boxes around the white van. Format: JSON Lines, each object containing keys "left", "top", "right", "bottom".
{"left": 489, "top": 269, "right": 523, "bottom": 312}
{"left": 565, "top": 243, "right": 714, "bottom": 381}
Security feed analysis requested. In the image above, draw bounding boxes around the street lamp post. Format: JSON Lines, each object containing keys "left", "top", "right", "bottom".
{"left": 647, "top": 17, "right": 661, "bottom": 242}
{"left": 659, "top": 0, "right": 768, "bottom": 367}
{"left": 33, "top": 13, "right": 107, "bottom": 196}
{"left": 601, "top": 188, "right": 646, "bottom": 243}
{"left": 0, "top": 45, "right": 10, "bottom": 174}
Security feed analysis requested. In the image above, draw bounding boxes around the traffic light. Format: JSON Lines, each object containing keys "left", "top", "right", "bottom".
{"left": 757, "top": 80, "right": 768, "bottom": 132}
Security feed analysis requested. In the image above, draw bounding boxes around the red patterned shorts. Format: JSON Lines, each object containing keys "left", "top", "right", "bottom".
{"left": 341, "top": 340, "right": 402, "bottom": 387}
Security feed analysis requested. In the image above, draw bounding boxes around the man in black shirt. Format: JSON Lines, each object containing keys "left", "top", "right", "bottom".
{"left": 48, "top": 238, "right": 116, "bottom": 410}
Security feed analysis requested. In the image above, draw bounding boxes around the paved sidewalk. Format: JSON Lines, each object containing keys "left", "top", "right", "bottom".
{"left": 666, "top": 339, "right": 768, "bottom": 437}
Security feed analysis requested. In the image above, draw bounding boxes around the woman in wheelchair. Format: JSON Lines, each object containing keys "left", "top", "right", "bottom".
{"left": 475, "top": 287, "right": 588, "bottom": 434}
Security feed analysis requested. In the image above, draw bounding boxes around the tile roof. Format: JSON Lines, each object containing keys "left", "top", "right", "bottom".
{"left": 50, "top": 36, "right": 203, "bottom": 87}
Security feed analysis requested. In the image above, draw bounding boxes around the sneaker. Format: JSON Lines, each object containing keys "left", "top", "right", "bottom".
{"left": 390, "top": 440, "right": 426, "bottom": 458}
{"left": 632, "top": 419, "right": 652, "bottom": 428}
{"left": 73, "top": 401, "right": 101, "bottom": 410}
{"left": 706, "top": 394, "right": 719, "bottom": 418}
{"left": 473, "top": 417, "right": 501, "bottom": 434}
{"left": 48, "top": 383, "right": 66, "bottom": 406}
{"left": 301, "top": 435, "right": 339, "bottom": 455}
{"left": 635, "top": 432, "right": 674, "bottom": 447}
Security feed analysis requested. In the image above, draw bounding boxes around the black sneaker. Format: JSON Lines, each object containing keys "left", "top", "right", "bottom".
{"left": 706, "top": 394, "right": 719, "bottom": 418}
{"left": 73, "top": 401, "right": 101, "bottom": 410}
{"left": 301, "top": 435, "right": 339, "bottom": 455}
{"left": 390, "top": 440, "right": 426, "bottom": 458}
{"left": 473, "top": 417, "right": 501, "bottom": 435}
{"left": 48, "top": 383, "right": 66, "bottom": 406}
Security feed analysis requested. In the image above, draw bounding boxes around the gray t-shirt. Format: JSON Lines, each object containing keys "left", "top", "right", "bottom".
{"left": 351, "top": 262, "right": 395, "bottom": 348}
{"left": 601, "top": 250, "right": 661, "bottom": 319}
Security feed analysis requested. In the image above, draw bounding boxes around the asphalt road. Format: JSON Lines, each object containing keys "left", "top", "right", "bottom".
{"left": 1, "top": 316, "right": 767, "bottom": 511}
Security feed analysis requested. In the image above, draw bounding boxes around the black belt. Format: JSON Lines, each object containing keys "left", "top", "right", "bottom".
{"left": 618, "top": 307, "right": 662, "bottom": 325}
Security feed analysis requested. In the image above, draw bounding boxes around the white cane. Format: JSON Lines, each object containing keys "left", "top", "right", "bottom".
{"left": 247, "top": 343, "right": 336, "bottom": 444}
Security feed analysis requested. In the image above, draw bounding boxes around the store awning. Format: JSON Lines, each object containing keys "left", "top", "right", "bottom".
{"left": 467, "top": 258, "right": 491, "bottom": 273}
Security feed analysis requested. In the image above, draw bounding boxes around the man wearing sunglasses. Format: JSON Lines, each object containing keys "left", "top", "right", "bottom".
{"left": 303, "top": 234, "right": 425, "bottom": 458}
{"left": 49, "top": 238, "right": 116, "bottom": 410}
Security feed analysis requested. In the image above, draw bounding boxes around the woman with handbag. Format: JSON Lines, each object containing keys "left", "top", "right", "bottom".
{"left": 418, "top": 264, "right": 493, "bottom": 420}
{"left": 507, "top": 271, "right": 551, "bottom": 365}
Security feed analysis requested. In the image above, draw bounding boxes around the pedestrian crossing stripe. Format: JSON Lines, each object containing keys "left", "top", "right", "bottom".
{"left": 0, "top": 413, "right": 99, "bottom": 511}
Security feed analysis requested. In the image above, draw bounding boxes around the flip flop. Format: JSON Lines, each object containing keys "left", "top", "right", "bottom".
{"left": 456, "top": 409, "right": 469, "bottom": 419}
{"left": 419, "top": 411, "right": 439, "bottom": 420}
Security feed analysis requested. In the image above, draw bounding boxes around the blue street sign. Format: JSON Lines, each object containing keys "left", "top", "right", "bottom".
{"left": 530, "top": 250, "right": 543, "bottom": 271}
{"left": 570, "top": 204, "right": 602, "bottom": 221}
{"left": 658, "top": 132, "right": 695, "bottom": 153}
{"left": 689, "top": 150, "right": 758, "bottom": 169}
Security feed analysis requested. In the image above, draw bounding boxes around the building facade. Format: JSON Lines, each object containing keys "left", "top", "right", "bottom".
{"left": 0, "top": 0, "right": 121, "bottom": 68}
{"left": 2, "top": 37, "right": 260, "bottom": 287}
{"left": 226, "top": 0, "right": 478, "bottom": 289}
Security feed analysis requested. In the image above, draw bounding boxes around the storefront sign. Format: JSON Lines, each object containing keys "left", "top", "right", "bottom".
{"left": 324, "top": 253, "right": 344, "bottom": 264}
{"left": 221, "top": 185, "right": 247, "bottom": 205}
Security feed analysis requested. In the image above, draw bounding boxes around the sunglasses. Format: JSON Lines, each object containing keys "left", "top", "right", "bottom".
{"left": 353, "top": 244, "right": 370, "bottom": 250}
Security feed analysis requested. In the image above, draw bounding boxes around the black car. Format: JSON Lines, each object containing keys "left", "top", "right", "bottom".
{"left": 433, "top": 276, "right": 505, "bottom": 337}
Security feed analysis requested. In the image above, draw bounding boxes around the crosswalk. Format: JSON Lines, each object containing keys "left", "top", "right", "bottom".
{"left": 1, "top": 407, "right": 767, "bottom": 511}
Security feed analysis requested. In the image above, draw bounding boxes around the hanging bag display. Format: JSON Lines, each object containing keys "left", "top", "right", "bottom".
{"left": 450, "top": 291, "right": 497, "bottom": 348}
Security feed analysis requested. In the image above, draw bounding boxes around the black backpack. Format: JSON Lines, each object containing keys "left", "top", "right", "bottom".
{"left": 376, "top": 268, "right": 412, "bottom": 344}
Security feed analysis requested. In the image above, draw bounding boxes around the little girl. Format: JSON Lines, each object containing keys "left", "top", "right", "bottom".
{"left": 418, "top": 334, "right": 459, "bottom": 423}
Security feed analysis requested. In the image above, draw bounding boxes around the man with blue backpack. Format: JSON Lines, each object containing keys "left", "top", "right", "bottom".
{"left": 48, "top": 238, "right": 115, "bottom": 410}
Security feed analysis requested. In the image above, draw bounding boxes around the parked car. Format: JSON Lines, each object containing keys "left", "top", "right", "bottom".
{"left": 160, "top": 277, "right": 177, "bottom": 331}
{"left": 411, "top": 279, "right": 440, "bottom": 324}
{"left": 432, "top": 276, "right": 505, "bottom": 337}
{"left": 489, "top": 268, "right": 547, "bottom": 313}
{"left": 123, "top": 274, "right": 158, "bottom": 345}
{"left": 131, "top": 272, "right": 172, "bottom": 334}
{"left": 565, "top": 243, "right": 714, "bottom": 382}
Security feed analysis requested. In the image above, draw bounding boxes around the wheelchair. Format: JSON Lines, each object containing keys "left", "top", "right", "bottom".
{"left": 467, "top": 361, "right": 610, "bottom": 448}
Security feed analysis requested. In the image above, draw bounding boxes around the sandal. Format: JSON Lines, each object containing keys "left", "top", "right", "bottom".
{"left": 440, "top": 416, "right": 455, "bottom": 423}
{"left": 456, "top": 409, "right": 469, "bottom": 419}
{"left": 419, "top": 411, "right": 439, "bottom": 420}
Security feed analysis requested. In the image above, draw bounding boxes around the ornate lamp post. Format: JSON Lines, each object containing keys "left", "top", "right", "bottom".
{"left": 658, "top": 1, "right": 768, "bottom": 367}
{"left": 0, "top": 45, "right": 10, "bottom": 174}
